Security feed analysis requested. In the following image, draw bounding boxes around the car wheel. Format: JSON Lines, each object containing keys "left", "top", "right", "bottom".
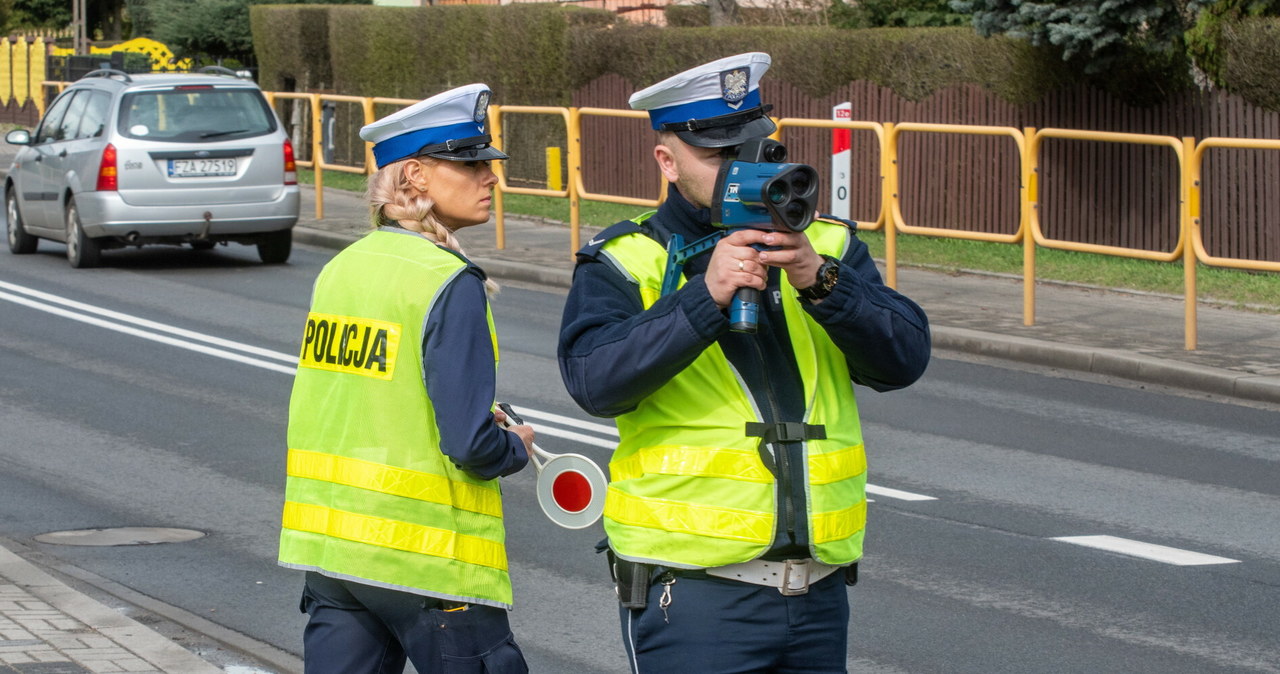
{"left": 190, "top": 239, "right": 216, "bottom": 251}
{"left": 257, "top": 229, "right": 291, "bottom": 264}
{"left": 65, "top": 197, "right": 101, "bottom": 269}
{"left": 6, "top": 188, "right": 38, "bottom": 255}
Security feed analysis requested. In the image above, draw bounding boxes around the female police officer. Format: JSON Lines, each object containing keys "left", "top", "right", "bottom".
{"left": 279, "top": 83, "right": 534, "bottom": 674}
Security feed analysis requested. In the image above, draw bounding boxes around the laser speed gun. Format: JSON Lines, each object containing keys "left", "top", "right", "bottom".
{"left": 712, "top": 138, "right": 819, "bottom": 234}
{"left": 712, "top": 139, "right": 820, "bottom": 332}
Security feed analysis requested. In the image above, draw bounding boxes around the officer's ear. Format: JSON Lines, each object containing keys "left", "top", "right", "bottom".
{"left": 653, "top": 142, "right": 681, "bottom": 184}
{"left": 401, "top": 158, "right": 432, "bottom": 195}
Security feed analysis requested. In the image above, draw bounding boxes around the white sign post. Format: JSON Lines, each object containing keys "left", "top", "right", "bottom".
{"left": 830, "top": 102, "right": 852, "bottom": 220}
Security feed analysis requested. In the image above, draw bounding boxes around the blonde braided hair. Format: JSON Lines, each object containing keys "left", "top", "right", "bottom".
{"left": 366, "top": 157, "right": 498, "bottom": 294}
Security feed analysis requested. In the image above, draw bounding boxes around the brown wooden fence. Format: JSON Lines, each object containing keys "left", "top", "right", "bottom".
{"left": 574, "top": 76, "right": 1280, "bottom": 263}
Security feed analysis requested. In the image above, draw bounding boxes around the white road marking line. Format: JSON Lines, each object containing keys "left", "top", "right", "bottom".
{"left": 1052, "top": 535, "right": 1239, "bottom": 566}
{"left": 522, "top": 421, "right": 617, "bottom": 451}
{"left": 865, "top": 484, "right": 937, "bottom": 501}
{"left": 0, "top": 280, "right": 297, "bottom": 363}
{"left": 0, "top": 289, "right": 298, "bottom": 375}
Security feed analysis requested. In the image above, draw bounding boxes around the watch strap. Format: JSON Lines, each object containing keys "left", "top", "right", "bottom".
{"left": 798, "top": 255, "right": 839, "bottom": 301}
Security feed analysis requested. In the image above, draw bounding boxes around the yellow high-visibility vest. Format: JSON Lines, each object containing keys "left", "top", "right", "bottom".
{"left": 279, "top": 230, "right": 513, "bottom": 608}
{"left": 598, "top": 218, "right": 868, "bottom": 568}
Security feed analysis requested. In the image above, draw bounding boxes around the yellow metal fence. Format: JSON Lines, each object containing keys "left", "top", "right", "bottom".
{"left": 37, "top": 85, "right": 1274, "bottom": 350}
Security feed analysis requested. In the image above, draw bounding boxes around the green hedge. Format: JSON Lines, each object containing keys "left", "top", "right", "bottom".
{"left": 254, "top": 6, "right": 1073, "bottom": 105}
{"left": 1219, "top": 17, "right": 1280, "bottom": 111}
{"left": 567, "top": 24, "right": 1073, "bottom": 104}
{"left": 250, "top": 5, "right": 334, "bottom": 91}
{"left": 256, "top": 4, "right": 612, "bottom": 103}
{"left": 252, "top": 6, "right": 1280, "bottom": 111}
{"left": 664, "top": 5, "right": 824, "bottom": 28}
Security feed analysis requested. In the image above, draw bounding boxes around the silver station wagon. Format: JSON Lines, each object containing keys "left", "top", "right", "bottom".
{"left": 5, "top": 67, "right": 299, "bottom": 268}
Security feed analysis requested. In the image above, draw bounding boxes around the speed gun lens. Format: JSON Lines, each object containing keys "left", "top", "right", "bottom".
{"left": 790, "top": 172, "right": 811, "bottom": 196}
{"left": 767, "top": 182, "right": 787, "bottom": 204}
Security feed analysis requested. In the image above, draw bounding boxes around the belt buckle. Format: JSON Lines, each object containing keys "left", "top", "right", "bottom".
{"left": 779, "top": 559, "right": 811, "bottom": 596}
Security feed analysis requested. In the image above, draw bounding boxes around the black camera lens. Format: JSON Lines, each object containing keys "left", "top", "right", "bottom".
{"left": 784, "top": 201, "right": 806, "bottom": 225}
{"left": 763, "top": 143, "right": 787, "bottom": 163}
{"left": 790, "top": 172, "right": 811, "bottom": 197}
{"left": 767, "top": 181, "right": 787, "bottom": 204}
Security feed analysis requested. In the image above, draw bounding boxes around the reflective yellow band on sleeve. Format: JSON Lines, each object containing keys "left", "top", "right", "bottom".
{"left": 604, "top": 487, "right": 773, "bottom": 544}
{"left": 288, "top": 449, "right": 502, "bottom": 518}
{"left": 807, "top": 444, "right": 867, "bottom": 485}
{"left": 609, "top": 445, "right": 774, "bottom": 483}
{"left": 812, "top": 500, "right": 867, "bottom": 544}
{"left": 282, "top": 501, "right": 508, "bottom": 570}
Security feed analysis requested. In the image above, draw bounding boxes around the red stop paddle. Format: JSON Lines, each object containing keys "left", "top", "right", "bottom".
{"left": 498, "top": 403, "right": 607, "bottom": 529}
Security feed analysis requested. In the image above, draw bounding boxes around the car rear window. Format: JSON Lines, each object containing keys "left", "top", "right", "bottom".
{"left": 117, "top": 87, "right": 276, "bottom": 142}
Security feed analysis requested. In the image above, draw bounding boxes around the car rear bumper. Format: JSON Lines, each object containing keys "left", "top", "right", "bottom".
{"left": 75, "top": 188, "right": 300, "bottom": 239}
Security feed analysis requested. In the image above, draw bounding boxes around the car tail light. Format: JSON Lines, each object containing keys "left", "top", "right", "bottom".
{"left": 283, "top": 139, "right": 297, "bottom": 185}
{"left": 96, "top": 143, "right": 118, "bottom": 191}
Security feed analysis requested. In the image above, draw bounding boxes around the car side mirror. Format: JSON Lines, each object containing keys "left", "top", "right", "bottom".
{"left": 5, "top": 129, "right": 31, "bottom": 146}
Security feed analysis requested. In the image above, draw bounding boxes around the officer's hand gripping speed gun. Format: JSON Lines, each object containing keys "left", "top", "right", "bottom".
{"left": 660, "top": 139, "right": 820, "bottom": 333}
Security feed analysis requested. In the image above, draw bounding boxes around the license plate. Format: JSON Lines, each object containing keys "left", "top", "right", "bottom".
{"left": 168, "top": 158, "right": 237, "bottom": 177}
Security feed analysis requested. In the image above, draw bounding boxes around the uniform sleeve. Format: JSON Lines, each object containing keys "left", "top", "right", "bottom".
{"left": 423, "top": 269, "right": 529, "bottom": 480}
{"left": 558, "top": 258, "right": 729, "bottom": 417}
{"left": 802, "top": 231, "right": 932, "bottom": 391}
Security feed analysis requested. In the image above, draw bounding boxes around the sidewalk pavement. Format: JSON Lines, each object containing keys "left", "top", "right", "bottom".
{"left": 0, "top": 543, "right": 221, "bottom": 674}
{"left": 296, "top": 184, "right": 1280, "bottom": 406}
{"left": 1, "top": 183, "right": 1276, "bottom": 674}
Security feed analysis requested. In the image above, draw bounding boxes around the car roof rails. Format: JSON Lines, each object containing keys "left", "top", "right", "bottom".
{"left": 196, "top": 65, "right": 243, "bottom": 79}
{"left": 82, "top": 69, "right": 132, "bottom": 83}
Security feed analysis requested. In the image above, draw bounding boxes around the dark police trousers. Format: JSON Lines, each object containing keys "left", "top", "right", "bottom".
{"left": 619, "top": 569, "right": 850, "bottom": 674}
{"left": 300, "top": 571, "right": 527, "bottom": 674}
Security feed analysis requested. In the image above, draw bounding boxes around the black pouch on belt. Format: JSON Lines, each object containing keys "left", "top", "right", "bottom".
{"left": 606, "top": 548, "right": 652, "bottom": 609}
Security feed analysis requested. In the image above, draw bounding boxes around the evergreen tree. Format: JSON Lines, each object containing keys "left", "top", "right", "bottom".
{"left": 949, "top": 0, "right": 1213, "bottom": 74}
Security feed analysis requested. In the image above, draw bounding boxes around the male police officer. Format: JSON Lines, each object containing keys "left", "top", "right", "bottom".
{"left": 558, "top": 53, "right": 931, "bottom": 672}
{"left": 280, "top": 84, "right": 532, "bottom": 673}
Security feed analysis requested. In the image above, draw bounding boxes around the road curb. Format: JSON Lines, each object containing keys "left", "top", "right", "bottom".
{"left": 293, "top": 225, "right": 1280, "bottom": 406}
{"left": 932, "top": 326, "right": 1280, "bottom": 405}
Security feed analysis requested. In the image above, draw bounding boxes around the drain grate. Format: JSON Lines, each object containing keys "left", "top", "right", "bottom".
{"left": 33, "top": 527, "right": 205, "bottom": 547}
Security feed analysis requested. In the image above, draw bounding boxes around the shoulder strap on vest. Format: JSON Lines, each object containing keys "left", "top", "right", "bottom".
{"left": 576, "top": 211, "right": 658, "bottom": 261}
{"left": 814, "top": 213, "right": 856, "bottom": 230}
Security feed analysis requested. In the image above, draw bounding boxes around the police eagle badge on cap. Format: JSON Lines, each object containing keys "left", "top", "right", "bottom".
{"left": 721, "top": 68, "right": 749, "bottom": 108}
{"left": 473, "top": 90, "right": 490, "bottom": 124}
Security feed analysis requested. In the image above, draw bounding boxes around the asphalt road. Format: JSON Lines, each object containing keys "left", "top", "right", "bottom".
{"left": 1, "top": 240, "right": 1278, "bottom": 673}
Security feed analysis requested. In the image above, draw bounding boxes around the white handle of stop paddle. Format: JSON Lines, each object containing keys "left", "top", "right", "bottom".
{"left": 496, "top": 404, "right": 559, "bottom": 472}
{"left": 527, "top": 442, "right": 556, "bottom": 473}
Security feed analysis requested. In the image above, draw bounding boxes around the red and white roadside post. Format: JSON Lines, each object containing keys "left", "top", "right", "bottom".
{"left": 831, "top": 102, "right": 852, "bottom": 220}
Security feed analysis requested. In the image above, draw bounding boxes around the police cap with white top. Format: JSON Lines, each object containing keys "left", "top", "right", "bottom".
{"left": 629, "top": 52, "right": 776, "bottom": 148}
{"left": 360, "top": 83, "right": 508, "bottom": 168}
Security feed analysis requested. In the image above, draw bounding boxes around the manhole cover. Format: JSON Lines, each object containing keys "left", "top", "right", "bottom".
{"left": 34, "top": 527, "right": 206, "bottom": 547}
